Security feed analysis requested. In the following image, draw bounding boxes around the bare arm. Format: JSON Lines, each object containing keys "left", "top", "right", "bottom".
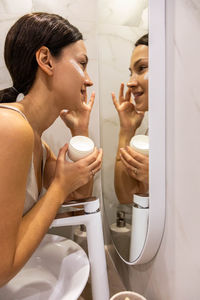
{"left": 112, "top": 84, "right": 145, "bottom": 204}
{"left": 114, "top": 128, "right": 140, "bottom": 204}
{"left": 0, "top": 114, "right": 68, "bottom": 285}
{"left": 0, "top": 113, "right": 102, "bottom": 286}
{"left": 47, "top": 91, "right": 96, "bottom": 199}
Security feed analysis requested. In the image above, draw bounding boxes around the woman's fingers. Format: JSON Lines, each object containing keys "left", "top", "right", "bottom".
{"left": 120, "top": 148, "right": 141, "bottom": 169}
{"left": 126, "top": 146, "right": 147, "bottom": 163}
{"left": 88, "top": 91, "right": 95, "bottom": 109}
{"left": 78, "top": 147, "right": 99, "bottom": 165}
{"left": 120, "top": 155, "right": 138, "bottom": 177}
{"left": 112, "top": 83, "right": 133, "bottom": 111}
{"left": 112, "top": 92, "right": 119, "bottom": 110}
{"left": 120, "top": 147, "right": 149, "bottom": 182}
{"left": 74, "top": 148, "right": 103, "bottom": 179}
{"left": 119, "top": 83, "right": 125, "bottom": 104}
{"left": 88, "top": 148, "right": 103, "bottom": 173}
{"left": 57, "top": 143, "right": 69, "bottom": 161}
{"left": 60, "top": 109, "right": 68, "bottom": 121}
{"left": 125, "top": 88, "right": 132, "bottom": 102}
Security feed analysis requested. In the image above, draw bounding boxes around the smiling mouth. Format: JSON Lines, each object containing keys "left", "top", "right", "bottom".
{"left": 133, "top": 92, "right": 143, "bottom": 99}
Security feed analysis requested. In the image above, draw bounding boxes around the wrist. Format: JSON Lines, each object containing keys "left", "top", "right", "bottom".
{"left": 71, "top": 128, "right": 89, "bottom": 137}
{"left": 119, "top": 127, "right": 135, "bottom": 137}
{"left": 49, "top": 179, "right": 70, "bottom": 205}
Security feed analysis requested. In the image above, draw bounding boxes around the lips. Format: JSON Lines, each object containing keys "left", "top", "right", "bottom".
{"left": 133, "top": 91, "right": 143, "bottom": 99}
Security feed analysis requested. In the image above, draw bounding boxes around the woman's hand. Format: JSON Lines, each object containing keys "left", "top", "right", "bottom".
{"left": 112, "top": 83, "right": 144, "bottom": 132}
{"left": 120, "top": 146, "right": 149, "bottom": 185}
{"left": 60, "top": 91, "right": 95, "bottom": 136}
{"left": 54, "top": 143, "right": 102, "bottom": 199}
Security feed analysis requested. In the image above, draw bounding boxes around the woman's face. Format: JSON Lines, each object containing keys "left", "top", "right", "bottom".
{"left": 52, "top": 40, "right": 93, "bottom": 110}
{"left": 127, "top": 44, "right": 148, "bottom": 112}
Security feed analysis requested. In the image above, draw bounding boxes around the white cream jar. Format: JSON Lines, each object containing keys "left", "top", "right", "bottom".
{"left": 130, "top": 135, "right": 149, "bottom": 156}
{"left": 68, "top": 136, "right": 95, "bottom": 162}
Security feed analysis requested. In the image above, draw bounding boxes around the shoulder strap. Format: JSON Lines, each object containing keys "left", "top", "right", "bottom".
{"left": 0, "top": 104, "right": 28, "bottom": 121}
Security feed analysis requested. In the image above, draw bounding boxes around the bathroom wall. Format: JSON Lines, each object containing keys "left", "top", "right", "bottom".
{"left": 109, "top": 0, "right": 200, "bottom": 299}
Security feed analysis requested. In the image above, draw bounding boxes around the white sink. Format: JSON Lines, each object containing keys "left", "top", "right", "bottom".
{"left": 0, "top": 234, "right": 90, "bottom": 300}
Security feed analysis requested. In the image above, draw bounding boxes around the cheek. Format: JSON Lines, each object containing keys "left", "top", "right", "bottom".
{"left": 69, "top": 59, "right": 85, "bottom": 78}
{"left": 142, "top": 72, "right": 148, "bottom": 93}
{"left": 144, "top": 71, "right": 148, "bottom": 80}
{"left": 55, "top": 66, "right": 82, "bottom": 96}
{"left": 55, "top": 59, "right": 85, "bottom": 87}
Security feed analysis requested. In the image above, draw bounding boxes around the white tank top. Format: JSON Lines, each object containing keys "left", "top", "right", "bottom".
{"left": 0, "top": 105, "right": 47, "bottom": 215}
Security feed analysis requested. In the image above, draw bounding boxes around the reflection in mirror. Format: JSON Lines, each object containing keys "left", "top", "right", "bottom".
{"left": 98, "top": 0, "right": 148, "bottom": 263}
{"left": 113, "top": 33, "right": 149, "bottom": 204}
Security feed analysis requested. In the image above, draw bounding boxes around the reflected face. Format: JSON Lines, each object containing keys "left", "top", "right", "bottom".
{"left": 52, "top": 40, "right": 93, "bottom": 110}
{"left": 127, "top": 45, "right": 148, "bottom": 112}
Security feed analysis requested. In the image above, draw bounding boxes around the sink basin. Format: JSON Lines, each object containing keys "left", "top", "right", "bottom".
{"left": 0, "top": 234, "right": 90, "bottom": 300}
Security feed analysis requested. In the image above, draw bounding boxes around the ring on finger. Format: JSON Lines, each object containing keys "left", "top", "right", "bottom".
{"left": 134, "top": 168, "right": 137, "bottom": 175}
{"left": 90, "top": 170, "right": 95, "bottom": 176}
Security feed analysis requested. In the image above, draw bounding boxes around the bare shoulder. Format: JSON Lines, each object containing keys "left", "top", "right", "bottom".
{"left": 0, "top": 108, "right": 34, "bottom": 213}
{"left": 0, "top": 108, "right": 34, "bottom": 149}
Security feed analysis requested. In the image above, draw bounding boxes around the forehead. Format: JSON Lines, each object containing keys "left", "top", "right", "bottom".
{"left": 61, "top": 40, "right": 87, "bottom": 57}
{"left": 130, "top": 45, "right": 148, "bottom": 66}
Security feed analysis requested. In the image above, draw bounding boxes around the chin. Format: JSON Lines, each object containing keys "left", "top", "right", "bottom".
{"left": 135, "top": 99, "right": 148, "bottom": 112}
{"left": 135, "top": 104, "right": 148, "bottom": 112}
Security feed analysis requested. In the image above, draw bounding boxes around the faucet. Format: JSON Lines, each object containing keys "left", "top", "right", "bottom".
{"left": 50, "top": 197, "right": 110, "bottom": 300}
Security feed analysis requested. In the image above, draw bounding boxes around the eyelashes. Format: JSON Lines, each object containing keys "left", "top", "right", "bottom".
{"left": 80, "top": 61, "right": 87, "bottom": 70}
{"left": 138, "top": 65, "right": 147, "bottom": 72}
{"left": 129, "top": 65, "right": 148, "bottom": 77}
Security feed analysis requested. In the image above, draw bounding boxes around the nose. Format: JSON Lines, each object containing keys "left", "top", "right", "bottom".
{"left": 127, "top": 74, "right": 138, "bottom": 88}
{"left": 84, "top": 72, "right": 93, "bottom": 87}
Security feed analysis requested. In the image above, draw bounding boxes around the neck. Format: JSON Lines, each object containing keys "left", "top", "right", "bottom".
{"left": 16, "top": 80, "right": 60, "bottom": 136}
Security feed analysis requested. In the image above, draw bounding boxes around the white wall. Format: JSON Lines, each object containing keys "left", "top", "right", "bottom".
{"left": 109, "top": 0, "right": 200, "bottom": 299}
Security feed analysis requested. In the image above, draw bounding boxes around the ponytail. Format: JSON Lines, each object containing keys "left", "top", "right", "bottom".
{"left": 0, "top": 87, "right": 18, "bottom": 103}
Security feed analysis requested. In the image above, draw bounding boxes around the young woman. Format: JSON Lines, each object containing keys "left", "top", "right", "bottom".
{"left": 0, "top": 12, "right": 102, "bottom": 286}
{"left": 112, "top": 34, "right": 149, "bottom": 204}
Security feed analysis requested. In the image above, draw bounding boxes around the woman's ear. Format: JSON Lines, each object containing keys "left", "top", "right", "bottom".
{"left": 35, "top": 46, "right": 54, "bottom": 76}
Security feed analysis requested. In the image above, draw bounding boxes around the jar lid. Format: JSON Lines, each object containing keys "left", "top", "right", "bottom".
{"left": 130, "top": 135, "right": 149, "bottom": 156}
{"left": 69, "top": 136, "right": 94, "bottom": 153}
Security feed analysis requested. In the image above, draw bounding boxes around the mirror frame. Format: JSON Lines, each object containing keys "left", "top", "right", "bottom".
{"left": 112, "top": 0, "right": 166, "bottom": 265}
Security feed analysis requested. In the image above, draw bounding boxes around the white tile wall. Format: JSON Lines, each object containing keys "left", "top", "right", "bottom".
{"left": 98, "top": 0, "right": 148, "bottom": 27}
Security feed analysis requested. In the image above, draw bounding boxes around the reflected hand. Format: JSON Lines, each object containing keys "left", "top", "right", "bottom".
{"left": 60, "top": 91, "right": 95, "bottom": 136}
{"left": 112, "top": 83, "right": 144, "bottom": 132}
{"left": 120, "top": 146, "right": 149, "bottom": 185}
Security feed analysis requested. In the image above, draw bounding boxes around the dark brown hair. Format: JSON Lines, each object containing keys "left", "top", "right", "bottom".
{"left": 135, "top": 33, "right": 148, "bottom": 47}
{"left": 0, "top": 12, "right": 83, "bottom": 103}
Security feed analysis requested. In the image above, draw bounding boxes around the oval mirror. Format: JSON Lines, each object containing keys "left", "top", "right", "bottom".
{"left": 99, "top": 0, "right": 165, "bottom": 264}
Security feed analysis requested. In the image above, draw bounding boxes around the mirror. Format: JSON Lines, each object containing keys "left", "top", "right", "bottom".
{"left": 98, "top": 0, "right": 165, "bottom": 264}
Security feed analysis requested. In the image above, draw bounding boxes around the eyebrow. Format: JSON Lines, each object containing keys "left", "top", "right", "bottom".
{"left": 129, "top": 57, "right": 148, "bottom": 72}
